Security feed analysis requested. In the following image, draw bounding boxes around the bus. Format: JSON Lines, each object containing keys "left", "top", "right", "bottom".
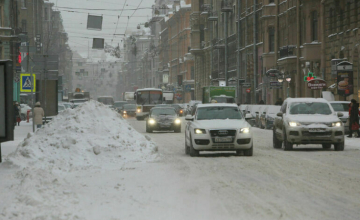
{"left": 135, "top": 88, "right": 163, "bottom": 120}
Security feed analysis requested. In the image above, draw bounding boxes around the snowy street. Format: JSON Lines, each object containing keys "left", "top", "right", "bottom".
{"left": 1, "top": 103, "right": 360, "bottom": 220}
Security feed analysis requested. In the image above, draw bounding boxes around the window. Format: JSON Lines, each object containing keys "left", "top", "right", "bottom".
{"left": 21, "top": 0, "right": 27, "bottom": 8}
{"left": 44, "top": 7, "right": 48, "bottom": 21}
{"left": 356, "top": 0, "right": 359, "bottom": 24}
{"left": 0, "top": 47, "right": 3, "bottom": 59}
{"left": 21, "top": 20, "right": 27, "bottom": 32}
{"left": 311, "top": 11, "right": 318, "bottom": 41}
{"left": 269, "top": 27, "right": 275, "bottom": 52}
{"left": 269, "top": 0, "right": 274, "bottom": 3}
{"left": 330, "top": 8, "right": 334, "bottom": 33}
{"left": 339, "top": 9, "right": 344, "bottom": 31}
{"left": 347, "top": 2, "right": 351, "bottom": 26}
{"left": 191, "top": 66, "right": 194, "bottom": 80}
{"left": 0, "top": 6, "right": 2, "bottom": 27}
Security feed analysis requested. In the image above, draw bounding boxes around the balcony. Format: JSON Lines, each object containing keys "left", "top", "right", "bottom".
{"left": 261, "top": 3, "right": 276, "bottom": 20}
{"left": 279, "top": 45, "right": 296, "bottom": 59}
{"left": 301, "top": 42, "right": 321, "bottom": 61}
{"left": 208, "top": 11, "right": 218, "bottom": 22}
{"left": 221, "top": 0, "right": 233, "bottom": 13}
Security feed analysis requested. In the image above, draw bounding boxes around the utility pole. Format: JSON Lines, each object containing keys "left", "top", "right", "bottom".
{"left": 237, "top": 0, "right": 242, "bottom": 104}
{"left": 253, "top": 0, "right": 258, "bottom": 104}
{"left": 224, "top": 9, "right": 228, "bottom": 86}
{"left": 27, "top": 41, "right": 35, "bottom": 132}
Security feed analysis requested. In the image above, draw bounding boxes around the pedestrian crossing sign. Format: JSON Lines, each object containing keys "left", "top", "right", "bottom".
{"left": 20, "top": 73, "right": 36, "bottom": 92}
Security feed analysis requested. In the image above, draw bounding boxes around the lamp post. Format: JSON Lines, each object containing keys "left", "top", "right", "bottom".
{"left": 285, "top": 75, "right": 292, "bottom": 98}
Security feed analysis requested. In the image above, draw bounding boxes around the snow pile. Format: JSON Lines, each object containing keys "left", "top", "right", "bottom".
{"left": 9, "top": 100, "right": 158, "bottom": 170}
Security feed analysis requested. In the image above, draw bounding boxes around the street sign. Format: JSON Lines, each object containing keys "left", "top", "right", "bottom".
{"left": 307, "top": 79, "right": 326, "bottom": 90}
{"left": 241, "top": 83, "right": 251, "bottom": 88}
{"left": 269, "top": 81, "right": 282, "bottom": 89}
{"left": 20, "top": 73, "right": 36, "bottom": 92}
{"left": 246, "top": 88, "right": 251, "bottom": 93}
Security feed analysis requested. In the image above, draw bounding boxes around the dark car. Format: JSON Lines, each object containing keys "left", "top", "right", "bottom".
{"left": 114, "top": 101, "right": 127, "bottom": 113}
{"left": 121, "top": 104, "right": 136, "bottom": 117}
{"left": 146, "top": 107, "right": 181, "bottom": 133}
{"left": 171, "top": 104, "right": 185, "bottom": 116}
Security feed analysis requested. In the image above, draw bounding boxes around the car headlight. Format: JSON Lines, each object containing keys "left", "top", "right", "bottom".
{"left": 137, "top": 109, "right": 141, "bottom": 113}
{"left": 289, "top": 122, "right": 301, "bottom": 127}
{"left": 175, "top": 119, "right": 181, "bottom": 124}
{"left": 149, "top": 119, "right": 156, "bottom": 125}
{"left": 180, "top": 110, "right": 183, "bottom": 114}
{"left": 195, "top": 129, "right": 206, "bottom": 134}
{"left": 123, "top": 111, "right": 127, "bottom": 113}
{"left": 332, "top": 122, "right": 342, "bottom": 127}
{"left": 240, "top": 128, "right": 250, "bottom": 133}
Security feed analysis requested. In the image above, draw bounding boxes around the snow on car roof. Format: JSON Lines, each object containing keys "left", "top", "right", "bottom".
{"left": 136, "top": 88, "right": 162, "bottom": 92}
{"left": 197, "top": 103, "right": 238, "bottom": 108}
{"left": 284, "top": 98, "right": 329, "bottom": 103}
{"left": 329, "top": 101, "right": 350, "bottom": 104}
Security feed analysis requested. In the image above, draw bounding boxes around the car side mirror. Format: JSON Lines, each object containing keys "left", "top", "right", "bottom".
{"left": 337, "top": 112, "right": 344, "bottom": 117}
{"left": 245, "top": 114, "right": 252, "bottom": 119}
{"left": 185, "top": 115, "right": 194, "bottom": 121}
{"left": 277, "top": 112, "right": 283, "bottom": 117}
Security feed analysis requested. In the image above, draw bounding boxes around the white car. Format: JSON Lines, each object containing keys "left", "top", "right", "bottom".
{"left": 329, "top": 101, "right": 350, "bottom": 134}
{"left": 185, "top": 104, "right": 253, "bottom": 157}
{"left": 273, "top": 98, "right": 345, "bottom": 151}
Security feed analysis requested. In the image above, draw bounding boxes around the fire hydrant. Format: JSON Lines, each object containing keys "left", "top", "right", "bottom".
{"left": 27, "top": 110, "right": 30, "bottom": 123}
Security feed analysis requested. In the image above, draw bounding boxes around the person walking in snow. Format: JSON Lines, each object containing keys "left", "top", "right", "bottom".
{"left": 13, "top": 101, "right": 20, "bottom": 127}
{"left": 33, "top": 102, "right": 44, "bottom": 129}
{"left": 348, "top": 99, "right": 360, "bottom": 138}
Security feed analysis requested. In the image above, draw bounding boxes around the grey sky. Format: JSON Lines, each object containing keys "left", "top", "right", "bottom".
{"left": 49, "top": 0, "right": 154, "bottom": 58}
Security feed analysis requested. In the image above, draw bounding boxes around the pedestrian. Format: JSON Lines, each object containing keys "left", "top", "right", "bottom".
{"left": 13, "top": 101, "right": 20, "bottom": 127}
{"left": 348, "top": 99, "right": 360, "bottom": 138}
{"left": 16, "top": 102, "right": 21, "bottom": 126}
{"left": 258, "top": 100, "right": 265, "bottom": 105}
{"left": 33, "top": 102, "right": 44, "bottom": 129}
{"left": 275, "top": 98, "right": 283, "bottom": 106}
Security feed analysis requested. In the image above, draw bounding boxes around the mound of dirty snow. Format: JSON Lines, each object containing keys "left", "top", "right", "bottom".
{"left": 8, "top": 100, "right": 158, "bottom": 171}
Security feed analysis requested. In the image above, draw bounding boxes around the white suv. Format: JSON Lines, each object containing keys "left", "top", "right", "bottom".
{"left": 273, "top": 98, "right": 345, "bottom": 151}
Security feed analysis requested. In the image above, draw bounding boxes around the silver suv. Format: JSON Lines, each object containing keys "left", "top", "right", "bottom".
{"left": 273, "top": 98, "right": 345, "bottom": 151}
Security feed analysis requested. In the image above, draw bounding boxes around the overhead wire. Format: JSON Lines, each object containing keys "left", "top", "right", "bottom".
{"left": 111, "top": 0, "right": 127, "bottom": 45}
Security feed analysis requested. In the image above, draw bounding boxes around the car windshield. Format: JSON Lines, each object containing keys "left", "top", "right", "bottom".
{"left": 124, "top": 104, "right": 136, "bottom": 110}
{"left": 114, "top": 102, "right": 126, "bottom": 107}
{"left": 289, "top": 102, "right": 333, "bottom": 115}
{"left": 63, "top": 103, "right": 71, "bottom": 109}
{"left": 330, "top": 103, "right": 349, "bottom": 112}
{"left": 197, "top": 107, "right": 243, "bottom": 120}
{"left": 151, "top": 108, "right": 176, "bottom": 116}
{"left": 171, "top": 104, "right": 181, "bottom": 110}
{"left": 212, "top": 97, "right": 235, "bottom": 103}
{"left": 136, "top": 91, "right": 162, "bottom": 105}
{"left": 98, "top": 97, "right": 114, "bottom": 105}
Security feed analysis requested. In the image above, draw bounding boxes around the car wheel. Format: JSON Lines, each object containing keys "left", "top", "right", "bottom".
{"left": 189, "top": 135, "right": 199, "bottom": 157}
{"left": 334, "top": 142, "right": 345, "bottom": 151}
{"left": 283, "top": 130, "right": 293, "bottom": 151}
{"left": 273, "top": 128, "right": 282, "bottom": 149}
{"left": 243, "top": 145, "right": 253, "bottom": 156}
{"left": 175, "top": 126, "right": 181, "bottom": 133}
{"left": 322, "top": 144, "right": 332, "bottom": 149}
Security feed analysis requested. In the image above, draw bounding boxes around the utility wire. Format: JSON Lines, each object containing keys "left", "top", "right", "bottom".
{"left": 111, "top": 0, "right": 127, "bottom": 45}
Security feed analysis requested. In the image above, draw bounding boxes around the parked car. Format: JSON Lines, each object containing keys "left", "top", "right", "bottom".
{"left": 171, "top": 104, "right": 185, "bottom": 116}
{"left": 329, "top": 101, "right": 350, "bottom": 134}
{"left": 121, "top": 104, "right": 136, "bottom": 117}
{"left": 185, "top": 104, "right": 253, "bottom": 157}
{"left": 114, "top": 101, "right": 128, "bottom": 113}
{"left": 273, "top": 98, "right": 345, "bottom": 151}
{"left": 58, "top": 104, "right": 66, "bottom": 113}
{"left": 20, "top": 104, "right": 32, "bottom": 120}
{"left": 62, "top": 102, "right": 72, "bottom": 109}
{"left": 260, "top": 105, "right": 281, "bottom": 129}
{"left": 146, "top": 107, "right": 181, "bottom": 133}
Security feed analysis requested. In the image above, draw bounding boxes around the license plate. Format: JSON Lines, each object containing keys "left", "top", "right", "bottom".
{"left": 214, "top": 137, "right": 232, "bottom": 143}
{"left": 309, "top": 128, "right": 326, "bottom": 132}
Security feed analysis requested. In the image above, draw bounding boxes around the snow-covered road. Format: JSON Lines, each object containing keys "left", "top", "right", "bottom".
{"left": 1, "top": 111, "right": 360, "bottom": 220}
{"left": 125, "top": 118, "right": 360, "bottom": 220}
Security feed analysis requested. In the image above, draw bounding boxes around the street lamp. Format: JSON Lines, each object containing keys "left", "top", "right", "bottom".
{"left": 277, "top": 75, "right": 284, "bottom": 83}
{"left": 285, "top": 75, "right": 291, "bottom": 97}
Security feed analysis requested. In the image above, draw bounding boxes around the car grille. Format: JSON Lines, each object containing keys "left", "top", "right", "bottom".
{"left": 210, "top": 130, "right": 237, "bottom": 137}
{"left": 302, "top": 131, "right": 332, "bottom": 136}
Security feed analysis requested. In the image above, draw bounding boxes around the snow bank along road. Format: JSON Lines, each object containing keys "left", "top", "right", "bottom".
{"left": 0, "top": 103, "right": 359, "bottom": 220}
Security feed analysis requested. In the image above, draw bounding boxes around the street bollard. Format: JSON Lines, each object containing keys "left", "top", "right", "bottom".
{"left": 27, "top": 110, "right": 30, "bottom": 123}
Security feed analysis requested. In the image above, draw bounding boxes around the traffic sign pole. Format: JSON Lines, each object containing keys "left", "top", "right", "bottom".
{"left": 27, "top": 42, "right": 35, "bottom": 132}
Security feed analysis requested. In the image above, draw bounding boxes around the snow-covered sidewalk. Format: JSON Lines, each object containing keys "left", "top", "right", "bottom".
{"left": 0, "top": 101, "right": 158, "bottom": 219}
